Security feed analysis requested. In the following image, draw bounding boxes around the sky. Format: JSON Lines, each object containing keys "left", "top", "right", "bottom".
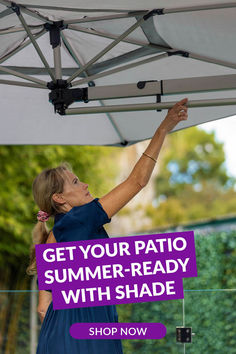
{"left": 199, "top": 115, "right": 236, "bottom": 178}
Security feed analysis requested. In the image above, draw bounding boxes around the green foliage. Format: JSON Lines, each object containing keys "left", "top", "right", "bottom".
{"left": 117, "top": 231, "right": 236, "bottom": 353}
{"left": 158, "top": 127, "right": 229, "bottom": 194}
{"left": 0, "top": 144, "right": 120, "bottom": 353}
{"left": 0, "top": 145, "right": 119, "bottom": 271}
{"left": 146, "top": 127, "right": 236, "bottom": 228}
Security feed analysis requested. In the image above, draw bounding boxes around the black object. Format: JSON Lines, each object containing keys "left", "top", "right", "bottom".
{"left": 48, "top": 80, "right": 88, "bottom": 115}
{"left": 137, "top": 80, "right": 162, "bottom": 112}
{"left": 11, "top": 2, "right": 20, "bottom": 16}
{"left": 44, "top": 21, "right": 68, "bottom": 48}
{"left": 176, "top": 327, "right": 192, "bottom": 343}
{"left": 137, "top": 80, "right": 157, "bottom": 89}
{"left": 143, "top": 9, "right": 164, "bottom": 21}
{"left": 168, "top": 50, "right": 189, "bottom": 58}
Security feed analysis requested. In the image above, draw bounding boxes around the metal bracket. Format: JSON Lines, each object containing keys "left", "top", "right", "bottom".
{"left": 176, "top": 327, "right": 195, "bottom": 343}
{"left": 168, "top": 50, "right": 189, "bottom": 58}
{"left": 143, "top": 9, "right": 164, "bottom": 20}
{"left": 48, "top": 80, "right": 88, "bottom": 115}
{"left": 137, "top": 80, "right": 162, "bottom": 111}
{"left": 11, "top": 2, "right": 20, "bottom": 16}
{"left": 44, "top": 21, "right": 68, "bottom": 48}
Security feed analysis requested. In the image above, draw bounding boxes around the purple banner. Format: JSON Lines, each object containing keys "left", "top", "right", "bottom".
{"left": 36, "top": 231, "right": 197, "bottom": 310}
{"left": 70, "top": 323, "right": 167, "bottom": 340}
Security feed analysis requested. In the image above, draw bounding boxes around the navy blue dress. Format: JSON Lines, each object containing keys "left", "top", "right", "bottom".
{"left": 36, "top": 198, "right": 123, "bottom": 354}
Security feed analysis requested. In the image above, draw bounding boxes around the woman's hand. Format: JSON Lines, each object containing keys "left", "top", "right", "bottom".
{"left": 159, "top": 98, "right": 188, "bottom": 133}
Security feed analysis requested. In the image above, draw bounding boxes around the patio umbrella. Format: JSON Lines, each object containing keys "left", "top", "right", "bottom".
{"left": 0, "top": 0, "right": 236, "bottom": 146}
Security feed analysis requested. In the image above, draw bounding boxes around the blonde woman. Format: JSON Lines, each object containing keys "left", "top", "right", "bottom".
{"left": 27, "top": 98, "right": 188, "bottom": 354}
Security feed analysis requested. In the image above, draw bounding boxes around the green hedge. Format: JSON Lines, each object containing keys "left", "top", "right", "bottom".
{"left": 117, "top": 231, "right": 236, "bottom": 353}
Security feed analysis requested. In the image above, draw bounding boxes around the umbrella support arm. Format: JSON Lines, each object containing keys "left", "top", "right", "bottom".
{"left": 48, "top": 73, "right": 236, "bottom": 115}
{"left": 48, "top": 80, "right": 161, "bottom": 115}
{"left": 65, "top": 98, "right": 236, "bottom": 115}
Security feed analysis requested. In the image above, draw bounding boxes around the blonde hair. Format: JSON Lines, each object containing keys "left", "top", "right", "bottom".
{"left": 26, "top": 162, "right": 72, "bottom": 275}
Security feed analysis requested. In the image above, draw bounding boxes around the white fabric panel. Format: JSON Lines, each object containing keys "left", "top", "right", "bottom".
{"left": 3, "top": 32, "right": 76, "bottom": 68}
{"left": 154, "top": 8, "right": 236, "bottom": 63}
{"left": 0, "top": 31, "right": 26, "bottom": 58}
{"left": 0, "top": 81, "right": 119, "bottom": 145}
{"left": 62, "top": 29, "right": 139, "bottom": 66}
{"left": 2, "top": 28, "right": 139, "bottom": 70}
{"left": 0, "top": 10, "right": 43, "bottom": 29}
{"left": 96, "top": 55, "right": 236, "bottom": 86}
{"left": 107, "top": 91, "right": 236, "bottom": 141}
{"left": 74, "top": 19, "right": 148, "bottom": 44}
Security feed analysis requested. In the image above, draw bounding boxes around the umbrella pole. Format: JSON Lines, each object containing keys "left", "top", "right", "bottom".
{"left": 44, "top": 21, "right": 68, "bottom": 82}
{"left": 53, "top": 46, "right": 62, "bottom": 80}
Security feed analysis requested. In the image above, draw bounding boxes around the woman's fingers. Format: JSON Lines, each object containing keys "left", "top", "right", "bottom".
{"left": 178, "top": 106, "right": 188, "bottom": 112}
{"left": 168, "top": 98, "right": 188, "bottom": 112}
{"left": 179, "top": 112, "right": 188, "bottom": 120}
{"left": 160, "top": 98, "right": 189, "bottom": 133}
{"left": 175, "top": 98, "right": 188, "bottom": 108}
{"left": 178, "top": 97, "right": 188, "bottom": 105}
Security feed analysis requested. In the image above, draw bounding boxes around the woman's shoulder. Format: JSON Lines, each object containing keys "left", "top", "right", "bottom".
{"left": 64, "top": 198, "right": 101, "bottom": 220}
{"left": 52, "top": 197, "right": 110, "bottom": 241}
{"left": 69, "top": 198, "right": 110, "bottom": 221}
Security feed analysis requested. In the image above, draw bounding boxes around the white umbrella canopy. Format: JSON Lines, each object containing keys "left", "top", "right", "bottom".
{"left": 0, "top": 0, "right": 236, "bottom": 145}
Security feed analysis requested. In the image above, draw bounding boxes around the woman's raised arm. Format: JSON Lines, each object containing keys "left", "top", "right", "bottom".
{"left": 99, "top": 98, "right": 188, "bottom": 219}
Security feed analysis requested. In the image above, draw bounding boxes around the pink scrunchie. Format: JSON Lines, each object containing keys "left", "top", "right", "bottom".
{"left": 37, "top": 210, "right": 50, "bottom": 222}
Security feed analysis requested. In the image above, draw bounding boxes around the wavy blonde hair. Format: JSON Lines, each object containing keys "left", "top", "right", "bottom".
{"left": 26, "top": 162, "right": 72, "bottom": 275}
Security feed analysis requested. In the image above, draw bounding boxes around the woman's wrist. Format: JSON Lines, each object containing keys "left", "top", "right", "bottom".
{"left": 158, "top": 123, "right": 169, "bottom": 135}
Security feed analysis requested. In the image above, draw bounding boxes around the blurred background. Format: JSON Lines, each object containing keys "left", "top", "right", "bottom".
{"left": 0, "top": 116, "right": 235, "bottom": 353}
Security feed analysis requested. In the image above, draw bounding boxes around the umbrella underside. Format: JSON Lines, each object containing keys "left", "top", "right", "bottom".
{"left": 0, "top": 0, "right": 236, "bottom": 145}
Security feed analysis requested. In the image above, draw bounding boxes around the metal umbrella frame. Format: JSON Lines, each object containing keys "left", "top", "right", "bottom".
{"left": 0, "top": 0, "right": 236, "bottom": 145}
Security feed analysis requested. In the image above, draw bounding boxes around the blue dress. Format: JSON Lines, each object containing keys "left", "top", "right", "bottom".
{"left": 36, "top": 198, "right": 123, "bottom": 354}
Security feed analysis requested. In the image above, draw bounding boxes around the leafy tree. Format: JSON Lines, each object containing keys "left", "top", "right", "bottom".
{"left": 146, "top": 127, "right": 236, "bottom": 228}
{"left": 0, "top": 145, "right": 119, "bottom": 273}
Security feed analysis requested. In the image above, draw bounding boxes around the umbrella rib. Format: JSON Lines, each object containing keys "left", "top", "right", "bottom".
{"left": 64, "top": 13, "right": 147, "bottom": 25}
{"left": 188, "top": 52, "right": 236, "bottom": 70}
{"left": 0, "top": 28, "right": 46, "bottom": 64}
{"left": 61, "top": 33, "right": 127, "bottom": 145}
{"left": 163, "top": 2, "right": 236, "bottom": 14}
{"left": 11, "top": 3, "right": 236, "bottom": 14}
{"left": 71, "top": 53, "right": 168, "bottom": 87}
{"left": 98, "top": 100, "right": 127, "bottom": 144}
{"left": 16, "top": 12, "right": 56, "bottom": 82}
{"left": 67, "top": 11, "right": 150, "bottom": 84}
{"left": 17, "top": 5, "right": 145, "bottom": 14}
{"left": 0, "top": 78, "right": 47, "bottom": 89}
{"left": 72, "top": 43, "right": 236, "bottom": 87}
{"left": 61, "top": 32, "right": 87, "bottom": 73}
{"left": 0, "top": 67, "right": 78, "bottom": 76}
{"left": 0, "top": 65, "right": 47, "bottom": 86}
{"left": 68, "top": 24, "right": 157, "bottom": 48}
{"left": 0, "top": 25, "right": 44, "bottom": 35}
{"left": 0, "top": 0, "right": 53, "bottom": 23}
{"left": 0, "top": 7, "right": 12, "bottom": 19}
